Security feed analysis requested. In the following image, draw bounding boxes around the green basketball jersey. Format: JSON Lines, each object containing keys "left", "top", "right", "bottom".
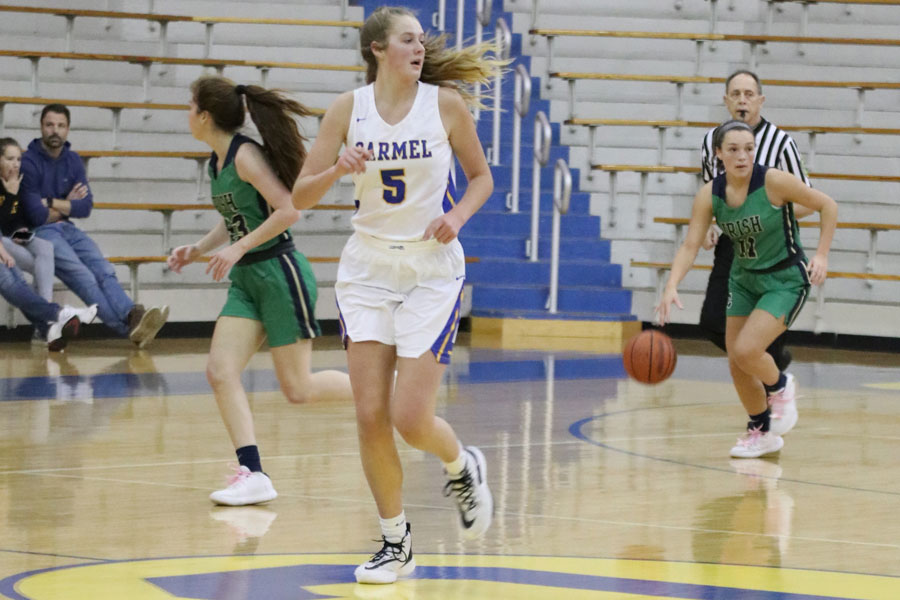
{"left": 208, "top": 134, "right": 292, "bottom": 254}
{"left": 711, "top": 165, "right": 804, "bottom": 271}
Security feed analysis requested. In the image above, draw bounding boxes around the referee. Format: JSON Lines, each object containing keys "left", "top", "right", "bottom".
{"left": 698, "top": 70, "right": 812, "bottom": 370}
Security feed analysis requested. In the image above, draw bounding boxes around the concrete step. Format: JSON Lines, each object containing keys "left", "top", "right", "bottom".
{"left": 467, "top": 257, "right": 622, "bottom": 287}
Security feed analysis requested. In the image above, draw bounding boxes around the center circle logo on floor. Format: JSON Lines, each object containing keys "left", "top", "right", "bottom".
{"left": 2, "top": 554, "right": 891, "bottom": 599}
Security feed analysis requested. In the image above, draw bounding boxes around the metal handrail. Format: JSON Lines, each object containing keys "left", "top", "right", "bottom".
{"left": 490, "top": 17, "right": 511, "bottom": 166}
{"left": 553, "top": 159, "right": 571, "bottom": 215}
{"left": 533, "top": 111, "right": 551, "bottom": 165}
{"left": 548, "top": 158, "right": 572, "bottom": 313}
{"left": 530, "top": 0, "right": 541, "bottom": 42}
{"left": 456, "top": 0, "right": 465, "bottom": 50}
{"left": 529, "top": 110, "right": 552, "bottom": 262}
{"left": 478, "top": 0, "right": 493, "bottom": 26}
{"left": 515, "top": 64, "right": 531, "bottom": 118}
{"left": 508, "top": 64, "right": 531, "bottom": 213}
{"left": 435, "top": 0, "right": 446, "bottom": 31}
{"left": 473, "top": 0, "right": 491, "bottom": 122}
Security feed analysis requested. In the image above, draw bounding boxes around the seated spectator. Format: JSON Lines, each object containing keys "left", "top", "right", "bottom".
{"left": 18, "top": 104, "right": 169, "bottom": 348}
{"left": 0, "top": 242, "right": 97, "bottom": 351}
{"left": 1, "top": 137, "right": 58, "bottom": 345}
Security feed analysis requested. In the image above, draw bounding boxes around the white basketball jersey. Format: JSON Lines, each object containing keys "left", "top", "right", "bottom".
{"left": 347, "top": 82, "right": 456, "bottom": 241}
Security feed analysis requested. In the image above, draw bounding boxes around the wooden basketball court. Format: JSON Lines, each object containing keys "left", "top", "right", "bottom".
{"left": 1, "top": 333, "right": 898, "bottom": 599}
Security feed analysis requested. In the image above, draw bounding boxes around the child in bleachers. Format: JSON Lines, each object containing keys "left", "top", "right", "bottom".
{"left": 1, "top": 138, "right": 56, "bottom": 306}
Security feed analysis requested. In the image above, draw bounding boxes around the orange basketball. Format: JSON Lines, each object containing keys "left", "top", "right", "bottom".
{"left": 623, "top": 329, "right": 677, "bottom": 384}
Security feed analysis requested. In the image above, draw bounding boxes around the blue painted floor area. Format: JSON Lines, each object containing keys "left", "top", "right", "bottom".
{"left": 0, "top": 354, "right": 627, "bottom": 403}
{"left": 4, "top": 346, "right": 897, "bottom": 404}
{"left": 144, "top": 563, "right": 847, "bottom": 600}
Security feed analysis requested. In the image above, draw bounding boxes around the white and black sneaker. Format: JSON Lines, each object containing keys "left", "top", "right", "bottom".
{"left": 443, "top": 446, "right": 493, "bottom": 540}
{"left": 46, "top": 304, "right": 98, "bottom": 352}
{"left": 354, "top": 522, "right": 415, "bottom": 584}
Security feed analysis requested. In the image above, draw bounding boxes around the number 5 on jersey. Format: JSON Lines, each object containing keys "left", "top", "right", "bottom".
{"left": 381, "top": 169, "right": 406, "bottom": 204}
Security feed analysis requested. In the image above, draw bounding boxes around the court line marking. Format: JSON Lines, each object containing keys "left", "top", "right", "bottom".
{"left": 0, "top": 452, "right": 367, "bottom": 475}
{"left": 0, "top": 427, "right": 844, "bottom": 476}
{"left": 2, "top": 401, "right": 896, "bottom": 556}
{"left": 816, "top": 432, "right": 900, "bottom": 441}
{"left": 0, "top": 549, "right": 107, "bottom": 562}
{"left": 8, "top": 463, "right": 900, "bottom": 554}
{"left": 574, "top": 436, "right": 900, "bottom": 498}
{"left": 569, "top": 403, "right": 900, "bottom": 494}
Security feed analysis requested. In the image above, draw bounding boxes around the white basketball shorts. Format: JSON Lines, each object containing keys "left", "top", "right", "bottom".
{"left": 335, "top": 232, "right": 466, "bottom": 364}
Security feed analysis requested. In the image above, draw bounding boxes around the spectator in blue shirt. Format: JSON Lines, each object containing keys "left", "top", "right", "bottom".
{"left": 1, "top": 141, "right": 97, "bottom": 350}
{"left": 19, "top": 103, "right": 169, "bottom": 348}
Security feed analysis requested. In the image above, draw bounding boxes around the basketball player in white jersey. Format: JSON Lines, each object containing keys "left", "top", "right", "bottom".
{"left": 291, "top": 6, "right": 506, "bottom": 585}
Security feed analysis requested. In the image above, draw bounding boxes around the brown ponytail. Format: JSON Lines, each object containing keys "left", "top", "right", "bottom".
{"left": 190, "top": 75, "right": 315, "bottom": 189}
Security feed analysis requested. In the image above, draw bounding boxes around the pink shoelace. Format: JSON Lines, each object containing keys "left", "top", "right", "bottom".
{"left": 737, "top": 426, "right": 765, "bottom": 448}
{"left": 768, "top": 388, "right": 788, "bottom": 419}
{"left": 224, "top": 464, "right": 251, "bottom": 486}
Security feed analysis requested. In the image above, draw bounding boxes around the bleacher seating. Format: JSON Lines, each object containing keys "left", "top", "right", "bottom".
{"left": 763, "top": 0, "right": 900, "bottom": 38}
{"left": 0, "top": 95, "right": 325, "bottom": 140}
{"left": 2, "top": 0, "right": 899, "bottom": 338}
{"left": 591, "top": 164, "right": 900, "bottom": 222}
{"left": 630, "top": 259, "right": 900, "bottom": 334}
{"left": 509, "top": 0, "right": 900, "bottom": 337}
{"left": 653, "top": 216, "right": 900, "bottom": 274}
{"left": 0, "top": 49, "right": 364, "bottom": 98}
{"left": 93, "top": 202, "right": 355, "bottom": 254}
{"left": 0, "top": 0, "right": 364, "bottom": 326}
{"left": 565, "top": 118, "right": 900, "bottom": 173}
{"left": 546, "top": 71, "right": 899, "bottom": 125}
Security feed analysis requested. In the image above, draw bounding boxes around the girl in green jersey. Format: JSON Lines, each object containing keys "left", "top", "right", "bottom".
{"left": 168, "top": 76, "right": 352, "bottom": 506}
{"left": 657, "top": 120, "right": 837, "bottom": 459}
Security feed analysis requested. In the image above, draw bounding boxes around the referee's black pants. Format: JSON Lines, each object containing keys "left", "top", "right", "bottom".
{"left": 698, "top": 236, "right": 792, "bottom": 372}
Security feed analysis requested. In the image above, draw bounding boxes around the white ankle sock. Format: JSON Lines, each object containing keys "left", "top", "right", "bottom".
{"left": 443, "top": 443, "right": 467, "bottom": 476}
{"left": 379, "top": 511, "right": 407, "bottom": 543}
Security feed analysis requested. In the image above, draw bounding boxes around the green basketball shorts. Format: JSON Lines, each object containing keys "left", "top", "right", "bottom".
{"left": 220, "top": 250, "right": 321, "bottom": 346}
{"left": 726, "top": 261, "right": 811, "bottom": 327}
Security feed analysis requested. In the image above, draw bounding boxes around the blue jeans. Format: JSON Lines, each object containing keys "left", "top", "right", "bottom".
{"left": 0, "top": 263, "right": 60, "bottom": 336}
{"left": 36, "top": 221, "right": 134, "bottom": 337}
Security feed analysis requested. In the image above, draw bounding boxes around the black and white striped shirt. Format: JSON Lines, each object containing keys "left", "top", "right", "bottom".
{"left": 700, "top": 117, "right": 811, "bottom": 187}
